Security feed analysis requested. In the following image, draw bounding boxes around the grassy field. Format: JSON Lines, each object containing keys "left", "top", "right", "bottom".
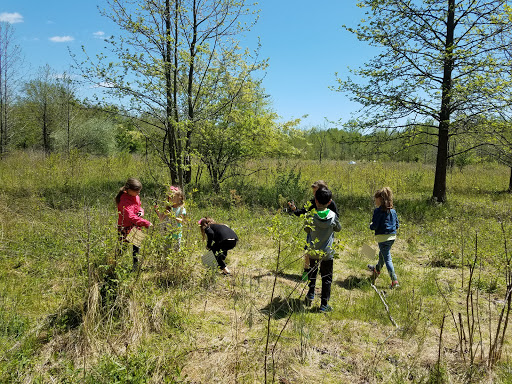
{"left": 1, "top": 151, "right": 511, "bottom": 383}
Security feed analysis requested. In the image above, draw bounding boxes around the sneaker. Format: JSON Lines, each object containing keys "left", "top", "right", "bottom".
{"left": 304, "top": 292, "right": 314, "bottom": 306}
{"left": 367, "top": 264, "right": 380, "bottom": 280}
{"left": 221, "top": 267, "right": 231, "bottom": 275}
{"left": 319, "top": 304, "right": 332, "bottom": 313}
{"left": 390, "top": 280, "right": 400, "bottom": 289}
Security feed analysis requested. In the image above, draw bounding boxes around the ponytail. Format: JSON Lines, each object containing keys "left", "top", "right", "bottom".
{"left": 115, "top": 178, "right": 143, "bottom": 204}
{"left": 374, "top": 187, "right": 394, "bottom": 212}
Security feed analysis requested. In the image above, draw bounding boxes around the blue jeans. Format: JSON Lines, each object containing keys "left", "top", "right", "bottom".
{"left": 376, "top": 240, "right": 397, "bottom": 281}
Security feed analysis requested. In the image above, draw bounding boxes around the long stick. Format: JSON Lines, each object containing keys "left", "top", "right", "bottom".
{"left": 371, "top": 284, "right": 398, "bottom": 328}
{"left": 437, "top": 315, "right": 446, "bottom": 380}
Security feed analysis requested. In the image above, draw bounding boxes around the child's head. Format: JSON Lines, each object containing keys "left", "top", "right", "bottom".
{"left": 311, "top": 180, "right": 328, "bottom": 194}
{"left": 315, "top": 188, "right": 332, "bottom": 209}
{"left": 116, "top": 178, "right": 143, "bottom": 204}
{"left": 374, "top": 187, "right": 394, "bottom": 211}
{"left": 198, "top": 217, "right": 215, "bottom": 240}
{"left": 168, "top": 185, "right": 184, "bottom": 206}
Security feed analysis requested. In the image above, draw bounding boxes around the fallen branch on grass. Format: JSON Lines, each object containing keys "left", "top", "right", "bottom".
{"left": 371, "top": 283, "right": 399, "bottom": 328}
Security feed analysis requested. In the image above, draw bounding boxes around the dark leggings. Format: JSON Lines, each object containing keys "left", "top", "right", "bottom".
{"left": 307, "top": 259, "right": 333, "bottom": 306}
{"left": 211, "top": 239, "right": 237, "bottom": 269}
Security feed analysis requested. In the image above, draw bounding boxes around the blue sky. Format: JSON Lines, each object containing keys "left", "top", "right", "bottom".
{"left": 1, "top": 1, "right": 371, "bottom": 128}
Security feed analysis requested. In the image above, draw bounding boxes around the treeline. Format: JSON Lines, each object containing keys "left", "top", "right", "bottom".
{"left": 296, "top": 125, "right": 497, "bottom": 167}
{"left": 1, "top": 66, "right": 504, "bottom": 170}
{"left": 0, "top": 73, "right": 506, "bottom": 168}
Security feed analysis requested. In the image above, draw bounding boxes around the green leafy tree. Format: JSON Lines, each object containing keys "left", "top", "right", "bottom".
{"left": 193, "top": 79, "right": 279, "bottom": 191}
{"left": 308, "top": 126, "right": 329, "bottom": 163}
{"left": 18, "top": 65, "right": 63, "bottom": 153}
{"left": 52, "top": 116, "right": 117, "bottom": 155}
{"left": 336, "top": 0, "right": 512, "bottom": 202}
{"left": 56, "top": 72, "right": 78, "bottom": 156}
{"left": 76, "top": 0, "right": 264, "bottom": 188}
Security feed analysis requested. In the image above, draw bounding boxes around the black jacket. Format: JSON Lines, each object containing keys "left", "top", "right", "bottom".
{"left": 205, "top": 224, "right": 238, "bottom": 249}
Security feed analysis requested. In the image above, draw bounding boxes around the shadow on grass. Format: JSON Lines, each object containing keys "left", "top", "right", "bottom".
{"left": 47, "top": 306, "right": 83, "bottom": 332}
{"left": 277, "top": 271, "right": 303, "bottom": 282}
{"left": 252, "top": 271, "right": 303, "bottom": 284}
{"left": 260, "top": 296, "right": 307, "bottom": 320}
{"left": 335, "top": 275, "right": 371, "bottom": 290}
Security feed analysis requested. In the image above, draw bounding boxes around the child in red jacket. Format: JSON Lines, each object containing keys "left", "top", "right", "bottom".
{"left": 116, "top": 178, "right": 152, "bottom": 270}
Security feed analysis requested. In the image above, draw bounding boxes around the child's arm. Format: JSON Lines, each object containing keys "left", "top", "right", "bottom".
{"left": 333, "top": 216, "right": 342, "bottom": 232}
{"left": 175, "top": 206, "right": 186, "bottom": 222}
{"left": 369, "top": 209, "right": 379, "bottom": 231}
{"left": 154, "top": 205, "right": 166, "bottom": 221}
{"left": 123, "top": 203, "right": 151, "bottom": 228}
{"left": 205, "top": 227, "right": 214, "bottom": 249}
{"left": 293, "top": 199, "right": 314, "bottom": 217}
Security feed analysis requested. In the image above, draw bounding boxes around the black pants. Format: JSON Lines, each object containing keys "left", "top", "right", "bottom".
{"left": 211, "top": 239, "right": 237, "bottom": 269}
{"left": 307, "top": 259, "right": 333, "bottom": 306}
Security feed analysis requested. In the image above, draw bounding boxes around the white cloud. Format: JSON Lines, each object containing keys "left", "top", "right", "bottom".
{"left": 0, "top": 12, "right": 24, "bottom": 23}
{"left": 49, "top": 36, "right": 74, "bottom": 43}
{"left": 93, "top": 31, "right": 105, "bottom": 38}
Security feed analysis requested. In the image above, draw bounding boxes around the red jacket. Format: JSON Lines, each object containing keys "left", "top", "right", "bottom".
{"left": 117, "top": 193, "right": 151, "bottom": 228}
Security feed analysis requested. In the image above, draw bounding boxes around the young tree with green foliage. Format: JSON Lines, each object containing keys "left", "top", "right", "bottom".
{"left": 193, "top": 79, "right": 279, "bottom": 191}
{"left": 308, "top": 126, "right": 329, "bottom": 163}
{"left": 52, "top": 116, "right": 117, "bottom": 155}
{"left": 19, "top": 65, "right": 63, "bottom": 153}
{"left": 336, "top": 0, "right": 512, "bottom": 202}
{"left": 76, "top": 0, "right": 264, "bottom": 188}
{"left": 56, "top": 72, "right": 78, "bottom": 156}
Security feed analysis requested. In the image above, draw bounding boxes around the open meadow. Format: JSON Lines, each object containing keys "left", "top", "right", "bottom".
{"left": 1, "top": 152, "right": 511, "bottom": 383}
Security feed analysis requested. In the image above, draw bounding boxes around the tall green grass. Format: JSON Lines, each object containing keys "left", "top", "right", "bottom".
{"left": 1, "top": 151, "right": 511, "bottom": 383}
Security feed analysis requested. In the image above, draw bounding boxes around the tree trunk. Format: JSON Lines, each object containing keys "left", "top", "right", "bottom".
{"left": 433, "top": 124, "right": 449, "bottom": 202}
{"left": 183, "top": 0, "right": 198, "bottom": 187}
{"left": 432, "top": 0, "right": 455, "bottom": 203}
{"left": 165, "top": 0, "right": 179, "bottom": 186}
